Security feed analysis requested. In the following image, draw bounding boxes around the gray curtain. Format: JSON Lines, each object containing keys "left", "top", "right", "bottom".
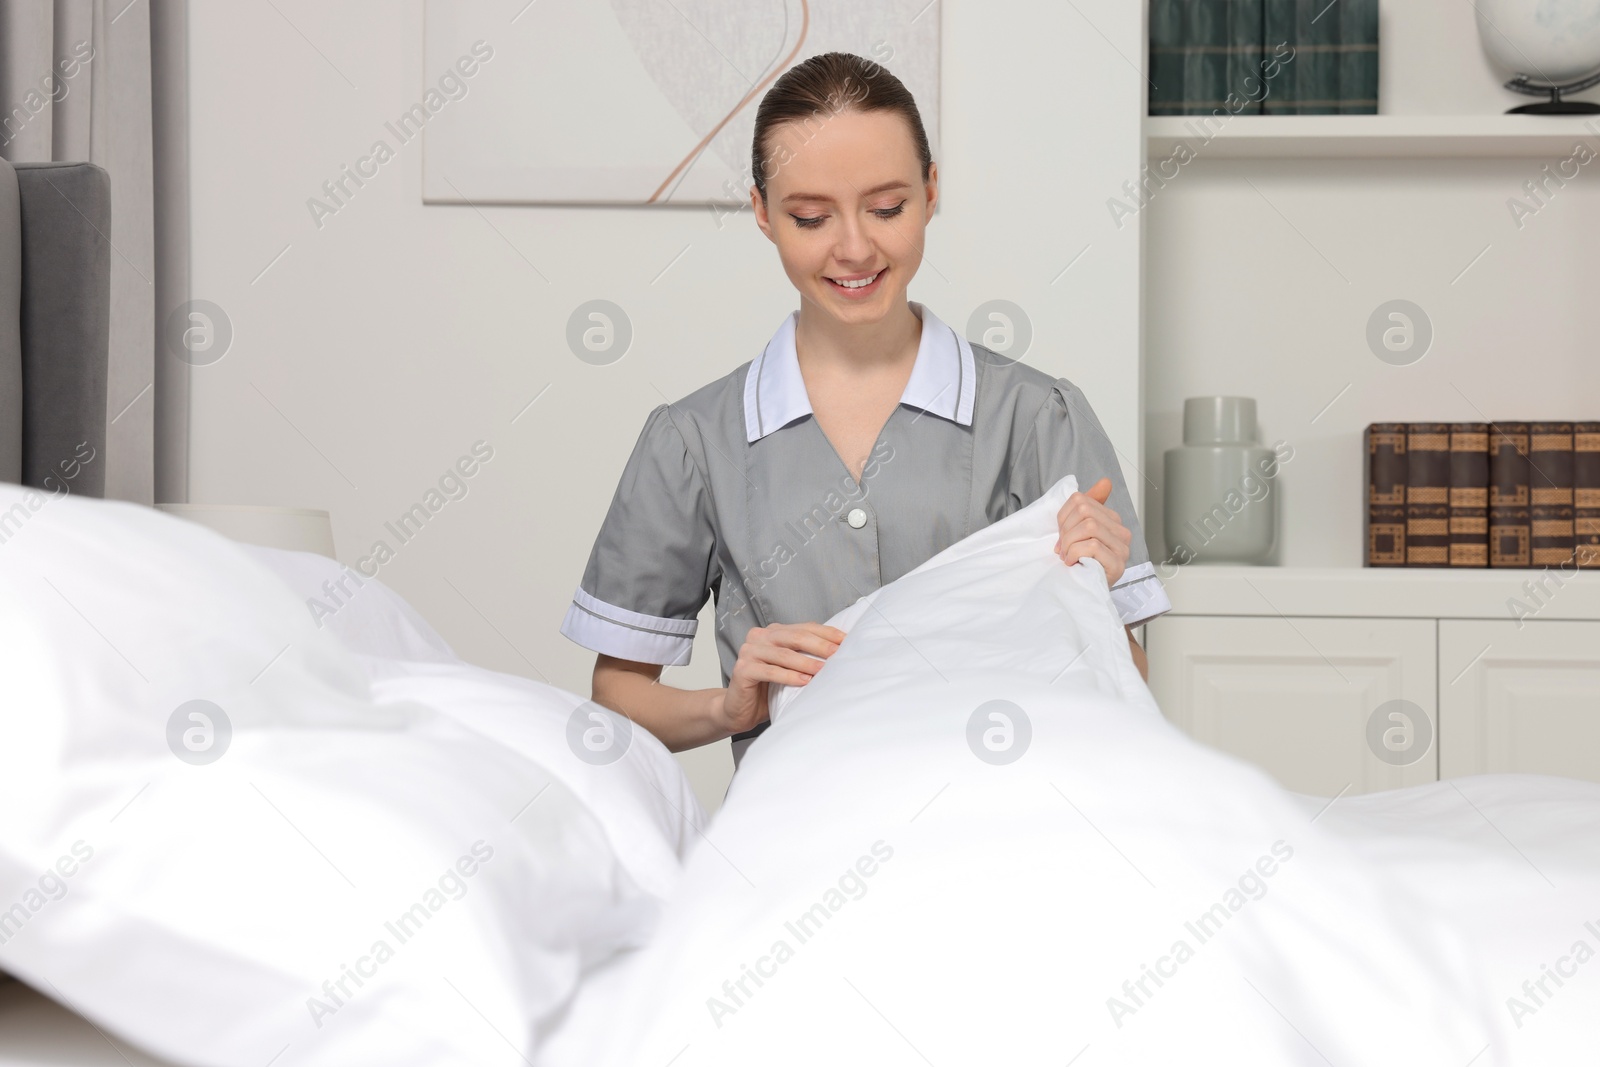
{"left": 0, "top": 0, "right": 189, "bottom": 504}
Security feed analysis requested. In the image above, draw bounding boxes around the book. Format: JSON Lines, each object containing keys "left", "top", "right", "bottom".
{"left": 1264, "top": 0, "right": 1342, "bottom": 115}
{"left": 1337, "top": 0, "right": 1379, "bottom": 114}
{"left": 1182, "top": 1, "right": 1226, "bottom": 113}
{"left": 1226, "top": 0, "right": 1267, "bottom": 113}
{"left": 1262, "top": 1, "right": 1298, "bottom": 113}
{"left": 1576, "top": 422, "right": 1600, "bottom": 568}
{"left": 1261, "top": 0, "right": 1378, "bottom": 114}
{"left": 1405, "top": 423, "right": 1451, "bottom": 567}
{"left": 1299, "top": 0, "right": 1344, "bottom": 115}
{"left": 1365, "top": 422, "right": 1407, "bottom": 566}
{"left": 1529, "top": 422, "right": 1576, "bottom": 568}
{"left": 1448, "top": 423, "right": 1489, "bottom": 567}
{"left": 1488, "top": 422, "right": 1532, "bottom": 567}
{"left": 1149, "top": 0, "right": 1189, "bottom": 116}
{"left": 1151, "top": 1, "right": 1268, "bottom": 116}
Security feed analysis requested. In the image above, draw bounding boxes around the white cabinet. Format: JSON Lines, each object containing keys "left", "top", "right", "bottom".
{"left": 1144, "top": 567, "right": 1600, "bottom": 797}
{"left": 1147, "top": 616, "right": 1438, "bottom": 796}
{"left": 1440, "top": 620, "right": 1600, "bottom": 781}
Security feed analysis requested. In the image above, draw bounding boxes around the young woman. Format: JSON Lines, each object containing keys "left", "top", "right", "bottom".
{"left": 560, "top": 52, "right": 1171, "bottom": 766}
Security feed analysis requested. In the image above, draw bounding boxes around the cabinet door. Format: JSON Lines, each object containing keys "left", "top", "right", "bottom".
{"left": 1439, "top": 620, "right": 1600, "bottom": 783}
{"left": 1146, "top": 615, "right": 1438, "bottom": 797}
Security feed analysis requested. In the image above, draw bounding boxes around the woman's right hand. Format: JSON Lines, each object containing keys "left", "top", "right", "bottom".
{"left": 717, "top": 622, "right": 847, "bottom": 736}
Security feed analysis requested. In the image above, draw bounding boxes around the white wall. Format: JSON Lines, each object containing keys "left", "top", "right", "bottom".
{"left": 186, "top": 0, "right": 1148, "bottom": 811}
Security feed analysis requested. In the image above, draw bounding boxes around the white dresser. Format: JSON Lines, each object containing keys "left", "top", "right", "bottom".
{"left": 1145, "top": 567, "right": 1600, "bottom": 797}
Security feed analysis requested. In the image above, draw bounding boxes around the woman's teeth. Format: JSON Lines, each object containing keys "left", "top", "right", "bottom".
{"left": 831, "top": 271, "right": 880, "bottom": 289}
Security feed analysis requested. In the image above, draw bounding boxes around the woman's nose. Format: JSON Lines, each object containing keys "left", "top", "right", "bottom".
{"left": 832, "top": 213, "right": 875, "bottom": 264}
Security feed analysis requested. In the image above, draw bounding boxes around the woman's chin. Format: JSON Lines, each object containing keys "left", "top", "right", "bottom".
{"left": 814, "top": 284, "right": 904, "bottom": 322}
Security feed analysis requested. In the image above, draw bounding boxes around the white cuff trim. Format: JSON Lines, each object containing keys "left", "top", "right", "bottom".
{"left": 1110, "top": 562, "right": 1172, "bottom": 627}
{"left": 559, "top": 586, "right": 696, "bottom": 666}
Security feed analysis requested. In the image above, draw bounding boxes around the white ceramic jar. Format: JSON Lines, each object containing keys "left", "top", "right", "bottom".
{"left": 1163, "top": 397, "right": 1278, "bottom": 565}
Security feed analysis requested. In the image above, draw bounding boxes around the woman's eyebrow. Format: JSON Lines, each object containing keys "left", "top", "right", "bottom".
{"left": 781, "top": 179, "right": 911, "bottom": 205}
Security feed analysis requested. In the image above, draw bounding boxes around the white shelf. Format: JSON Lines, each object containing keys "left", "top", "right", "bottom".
{"left": 1145, "top": 114, "right": 1600, "bottom": 159}
{"left": 1156, "top": 564, "right": 1600, "bottom": 620}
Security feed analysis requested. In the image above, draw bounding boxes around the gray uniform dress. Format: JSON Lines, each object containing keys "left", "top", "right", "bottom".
{"left": 560, "top": 301, "right": 1171, "bottom": 763}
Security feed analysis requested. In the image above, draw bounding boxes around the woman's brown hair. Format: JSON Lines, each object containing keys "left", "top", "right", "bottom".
{"left": 750, "top": 51, "right": 933, "bottom": 204}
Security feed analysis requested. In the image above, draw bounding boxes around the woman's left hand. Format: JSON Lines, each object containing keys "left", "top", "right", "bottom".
{"left": 1054, "top": 476, "right": 1131, "bottom": 587}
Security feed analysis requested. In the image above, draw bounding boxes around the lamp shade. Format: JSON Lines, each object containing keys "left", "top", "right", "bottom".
{"left": 156, "top": 504, "right": 335, "bottom": 558}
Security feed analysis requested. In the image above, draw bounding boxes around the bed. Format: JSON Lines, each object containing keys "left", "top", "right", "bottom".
{"left": 3, "top": 471, "right": 1599, "bottom": 1066}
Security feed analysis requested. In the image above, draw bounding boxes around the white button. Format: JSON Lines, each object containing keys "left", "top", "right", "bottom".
{"left": 846, "top": 508, "right": 867, "bottom": 529}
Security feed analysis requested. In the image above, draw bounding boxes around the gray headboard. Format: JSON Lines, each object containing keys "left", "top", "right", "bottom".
{"left": 0, "top": 156, "right": 111, "bottom": 497}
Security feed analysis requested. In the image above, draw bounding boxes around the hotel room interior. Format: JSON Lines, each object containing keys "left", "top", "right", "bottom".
{"left": 1, "top": 1, "right": 1597, "bottom": 1063}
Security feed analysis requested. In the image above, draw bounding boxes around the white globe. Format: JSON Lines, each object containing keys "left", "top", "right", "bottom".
{"left": 1475, "top": 0, "right": 1600, "bottom": 82}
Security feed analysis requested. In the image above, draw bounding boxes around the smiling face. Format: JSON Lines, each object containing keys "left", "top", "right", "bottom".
{"left": 752, "top": 108, "right": 937, "bottom": 327}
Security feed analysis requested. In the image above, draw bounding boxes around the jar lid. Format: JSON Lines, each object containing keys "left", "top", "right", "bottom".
{"left": 1183, "top": 396, "right": 1258, "bottom": 445}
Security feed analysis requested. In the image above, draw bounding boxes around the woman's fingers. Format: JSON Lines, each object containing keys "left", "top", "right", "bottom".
{"left": 797, "top": 622, "right": 848, "bottom": 647}
{"left": 1062, "top": 535, "right": 1127, "bottom": 586}
{"left": 736, "top": 652, "right": 821, "bottom": 688}
{"left": 1065, "top": 537, "right": 1121, "bottom": 566}
{"left": 772, "top": 623, "right": 846, "bottom": 658}
{"left": 742, "top": 622, "right": 847, "bottom": 686}
{"left": 764, "top": 644, "right": 831, "bottom": 677}
{"left": 1057, "top": 516, "right": 1130, "bottom": 560}
{"left": 1058, "top": 494, "right": 1124, "bottom": 542}
{"left": 747, "top": 661, "right": 820, "bottom": 688}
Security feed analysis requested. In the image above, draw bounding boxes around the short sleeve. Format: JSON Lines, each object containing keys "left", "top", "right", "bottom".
{"left": 559, "top": 404, "right": 717, "bottom": 665}
{"left": 1012, "top": 379, "right": 1172, "bottom": 628}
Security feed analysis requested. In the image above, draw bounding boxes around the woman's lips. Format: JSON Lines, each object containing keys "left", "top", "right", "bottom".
{"left": 825, "top": 266, "right": 887, "bottom": 299}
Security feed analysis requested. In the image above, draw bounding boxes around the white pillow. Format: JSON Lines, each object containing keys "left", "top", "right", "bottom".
{"left": 366, "top": 660, "right": 706, "bottom": 901}
{"left": 234, "top": 543, "right": 706, "bottom": 899}
{"left": 0, "top": 485, "right": 662, "bottom": 1066}
{"left": 237, "top": 544, "right": 457, "bottom": 664}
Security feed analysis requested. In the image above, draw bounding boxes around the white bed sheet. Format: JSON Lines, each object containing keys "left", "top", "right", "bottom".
{"left": 0, "top": 947, "right": 647, "bottom": 1067}
{"left": 1288, "top": 773, "right": 1600, "bottom": 1060}
{"left": 0, "top": 944, "right": 647, "bottom": 1067}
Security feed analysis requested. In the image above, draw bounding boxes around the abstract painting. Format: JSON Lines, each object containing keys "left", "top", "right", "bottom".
{"left": 421, "top": 0, "right": 941, "bottom": 206}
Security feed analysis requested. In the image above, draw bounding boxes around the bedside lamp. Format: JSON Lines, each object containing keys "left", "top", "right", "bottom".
{"left": 156, "top": 503, "right": 335, "bottom": 558}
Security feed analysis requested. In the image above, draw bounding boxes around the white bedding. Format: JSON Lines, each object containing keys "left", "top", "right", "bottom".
{"left": 0, "top": 950, "right": 645, "bottom": 1067}
{"left": 1294, "top": 774, "right": 1600, "bottom": 1061}
{"left": 5, "top": 477, "right": 1598, "bottom": 1066}
{"left": 588, "top": 474, "right": 1600, "bottom": 1065}
{"left": 0, "top": 487, "right": 703, "bottom": 1066}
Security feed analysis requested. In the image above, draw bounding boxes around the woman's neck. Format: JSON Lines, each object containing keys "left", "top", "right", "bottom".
{"left": 793, "top": 298, "right": 923, "bottom": 377}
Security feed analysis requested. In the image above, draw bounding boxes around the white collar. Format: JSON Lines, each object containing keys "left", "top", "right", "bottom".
{"left": 742, "top": 301, "right": 977, "bottom": 443}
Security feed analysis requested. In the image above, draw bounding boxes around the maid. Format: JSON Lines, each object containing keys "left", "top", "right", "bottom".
{"left": 561, "top": 52, "right": 1170, "bottom": 767}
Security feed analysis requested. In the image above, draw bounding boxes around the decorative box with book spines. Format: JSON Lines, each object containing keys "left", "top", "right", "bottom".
{"left": 1366, "top": 420, "right": 1595, "bottom": 569}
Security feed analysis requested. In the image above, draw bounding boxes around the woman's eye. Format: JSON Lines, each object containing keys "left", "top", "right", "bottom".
{"left": 788, "top": 201, "right": 906, "bottom": 229}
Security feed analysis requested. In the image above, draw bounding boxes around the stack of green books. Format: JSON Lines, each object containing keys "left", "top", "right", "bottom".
{"left": 1149, "top": 0, "right": 1378, "bottom": 116}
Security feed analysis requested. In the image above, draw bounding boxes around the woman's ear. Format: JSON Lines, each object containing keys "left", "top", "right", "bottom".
{"left": 751, "top": 187, "right": 775, "bottom": 243}
{"left": 924, "top": 160, "right": 938, "bottom": 217}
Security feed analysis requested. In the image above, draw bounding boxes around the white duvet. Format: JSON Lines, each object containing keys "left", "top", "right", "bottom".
{"left": 0, "top": 485, "right": 703, "bottom": 1067}
{"left": 591, "top": 474, "right": 1600, "bottom": 1066}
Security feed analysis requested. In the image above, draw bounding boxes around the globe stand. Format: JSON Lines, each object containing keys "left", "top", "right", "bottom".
{"left": 1502, "top": 71, "right": 1600, "bottom": 113}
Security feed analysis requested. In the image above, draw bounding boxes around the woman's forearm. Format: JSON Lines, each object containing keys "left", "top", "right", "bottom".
{"left": 591, "top": 654, "right": 731, "bottom": 752}
{"left": 1127, "top": 626, "right": 1149, "bottom": 682}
